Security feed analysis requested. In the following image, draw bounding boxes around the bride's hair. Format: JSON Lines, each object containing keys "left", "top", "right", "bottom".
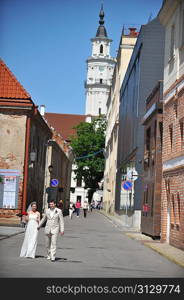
{"left": 31, "top": 202, "right": 37, "bottom": 207}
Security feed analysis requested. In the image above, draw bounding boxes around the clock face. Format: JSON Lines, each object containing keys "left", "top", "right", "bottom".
{"left": 99, "top": 66, "right": 105, "bottom": 72}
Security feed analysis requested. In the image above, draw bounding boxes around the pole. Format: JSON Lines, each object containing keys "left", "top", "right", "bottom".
{"left": 126, "top": 190, "right": 128, "bottom": 226}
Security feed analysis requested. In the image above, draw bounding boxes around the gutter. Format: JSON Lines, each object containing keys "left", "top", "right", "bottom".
{"left": 22, "top": 115, "right": 31, "bottom": 212}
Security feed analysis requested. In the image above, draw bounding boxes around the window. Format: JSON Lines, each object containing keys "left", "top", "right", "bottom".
{"left": 169, "top": 124, "right": 173, "bottom": 151}
{"left": 143, "top": 188, "right": 149, "bottom": 217}
{"left": 170, "top": 24, "right": 175, "bottom": 60}
{"left": 76, "top": 196, "right": 81, "bottom": 203}
{"left": 154, "top": 120, "right": 157, "bottom": 149}
{"left": 165, "top": 178, "right": 170, "bottom": 196}
{"left": 76, "top": 177, "right": 82, "bottom": 187}
{"left": 170, "top": 194, "right": 175, "bottom": 227}
{"left": 151, "top": 183, "right": 154, "bottom": 217}
{"left": 100, "top": 44, "right": 103, "bottom": 54}
{"left": 146, "top": 127, "right": 151, "bottom": 152}
{"left": 100, "top": 79, "right": 103, "bottom": 84}
{"left": 145, "top": 127, "right": 151, "bottom": 166}
{"left": 159, "top": 122, "right": 163, "bottom": 150}
{"left": 99, "top": 107, "right": 101, "bottom": 115}
{"left": 179, "top": 118, "right": 184, "bottom": 148}
{"left": 176, "top": 193, "right": 180, "bottom": 227}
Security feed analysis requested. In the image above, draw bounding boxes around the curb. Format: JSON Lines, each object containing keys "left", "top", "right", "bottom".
{"left": 97, "top": 210, "right": 139, "bottom": 232}
{"left": 98, "top": 212, "right": 184, "bottom": 269}
{"left": 144, "top": 242, "right": 184, "bottom": 268}
{"left": 125, "top": 232, "right": 184, "bottom": 269}
{"left": 125, "top": 232, "right": 152, "bottom": 241}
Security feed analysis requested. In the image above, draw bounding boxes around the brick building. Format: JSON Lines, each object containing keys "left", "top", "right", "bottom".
{"left": 159, "top": 0, "right": 184, "bottom": 250}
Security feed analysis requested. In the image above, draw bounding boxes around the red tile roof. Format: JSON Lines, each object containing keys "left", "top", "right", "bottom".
{"left": 0, "top": 59, "right": 32, "bottom": 105}
{"left": 45, "top": 113, "right": 86, "bottom": 142}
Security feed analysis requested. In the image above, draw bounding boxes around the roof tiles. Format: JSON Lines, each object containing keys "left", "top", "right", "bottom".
{"left": 0, "top": 59, "right": 31, "bottom": 100}
{"left": 45, "top": 113, "right": 86, "bottom": 142}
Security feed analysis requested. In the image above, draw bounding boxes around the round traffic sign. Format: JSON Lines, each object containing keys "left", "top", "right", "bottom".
{"left": 127, "top": 169, "right": 138, "bottom": 181}
{"left": 122, "top": 181, "right": 132, "bottom": 191}
{"left": 51, "top": 179, "right": 59, "bottom": 187}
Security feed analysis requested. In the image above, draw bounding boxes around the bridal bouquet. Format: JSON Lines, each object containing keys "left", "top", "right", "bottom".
{"left": 22, "top": 211, "right": 28, "bottom": 216}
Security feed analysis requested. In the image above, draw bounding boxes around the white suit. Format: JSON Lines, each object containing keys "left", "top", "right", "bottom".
{"left": 38, "top": 208, "right": 64, "bottom": 260}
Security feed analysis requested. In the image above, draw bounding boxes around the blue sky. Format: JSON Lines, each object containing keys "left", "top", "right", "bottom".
{"left": 1, "top": 0, "right": 163, "bottom": 115}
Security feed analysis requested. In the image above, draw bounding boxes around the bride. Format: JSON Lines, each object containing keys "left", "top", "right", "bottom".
{"left": 20, "top": 202, "right": 40, "bottom": 258}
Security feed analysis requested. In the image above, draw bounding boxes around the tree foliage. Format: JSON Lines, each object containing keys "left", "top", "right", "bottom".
{"left": 70, "top": 116, "right": 106, "bottom": 190}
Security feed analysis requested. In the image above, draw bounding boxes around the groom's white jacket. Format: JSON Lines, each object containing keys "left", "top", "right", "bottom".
{"left": 38, "top": 208, "right": 64, "bottom": 235}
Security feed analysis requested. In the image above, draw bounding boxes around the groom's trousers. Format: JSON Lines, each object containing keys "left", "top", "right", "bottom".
{"left": 45, "top": 233, "right": 58, "bottom": 260}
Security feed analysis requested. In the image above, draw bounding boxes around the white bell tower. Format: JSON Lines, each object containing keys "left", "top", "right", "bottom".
{"left": 85, "top": 5, "right": 115, "bottom": 117}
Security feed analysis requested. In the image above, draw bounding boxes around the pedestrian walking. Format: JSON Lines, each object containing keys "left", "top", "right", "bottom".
{"left": 20, "top": 202, "right": 40, "bottom": 259}
{"left": 90, "top": 201, "right": 94, "bottom": 212}
{"left": 57, "top": 200, "right": 63, "bottom": 211}
{"left": 83, "top": 200, "right": 89, "bottom": 218}
{"left": 75, "top": 199, "right": 81, "bottom": 217}
{"left": 69, "top": 202, "right": 75, "bottom": 219}
{"left": 37, "top": 200, "right": 64, "bottom": 262}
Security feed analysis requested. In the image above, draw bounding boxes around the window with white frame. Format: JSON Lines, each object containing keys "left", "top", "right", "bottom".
{"left": 170, "top": 24, "right": 175, "bottom": 60}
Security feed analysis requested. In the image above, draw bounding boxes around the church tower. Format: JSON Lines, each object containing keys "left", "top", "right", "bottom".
{"left": 85, "top": 5, "right": 115, "bottom": 117}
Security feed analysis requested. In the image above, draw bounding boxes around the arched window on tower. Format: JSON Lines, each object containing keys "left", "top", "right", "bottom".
{"left": 100, "top": 44, "right": 103, "bottom": 54}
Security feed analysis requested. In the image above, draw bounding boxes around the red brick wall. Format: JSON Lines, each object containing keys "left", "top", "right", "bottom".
{"left": 161, "top": 85, "right": 184, "bottom": 250}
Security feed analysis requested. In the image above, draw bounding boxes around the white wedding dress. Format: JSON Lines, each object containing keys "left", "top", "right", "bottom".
{"left": 20, "top": 213, "right": 39, "bottom": 258}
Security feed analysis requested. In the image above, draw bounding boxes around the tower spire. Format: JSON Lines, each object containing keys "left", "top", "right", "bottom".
{"left": 99, "top": 4, "right": 105, "bottom": 25}
{"left": 96, "top": 3, "right": 108, "bottom": 38}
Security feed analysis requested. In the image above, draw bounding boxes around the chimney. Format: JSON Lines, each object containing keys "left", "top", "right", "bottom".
{"left": 40, "top": 105, "right": 45, "bottom": 116}
{"left": 128, "top": 28, "right": 137, "bottom": 37}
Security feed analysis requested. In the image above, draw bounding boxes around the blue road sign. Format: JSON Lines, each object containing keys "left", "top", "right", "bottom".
{"left": 122, "top": 181, "right": 132, "bottom": 191}
{"left": 51, "top": 179, "right": 59, "bottom": 187}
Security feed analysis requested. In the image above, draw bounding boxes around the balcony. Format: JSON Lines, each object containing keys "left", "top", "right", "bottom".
{"left": 84, "top": 79, "right": 111, "bottom": 88}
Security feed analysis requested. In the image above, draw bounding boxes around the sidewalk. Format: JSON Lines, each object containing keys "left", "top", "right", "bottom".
{"left": 98, "top": 209, "right": 184, "bottom": 268}
{"left": 0, "top": 226, "right": 25, "bottom": 240}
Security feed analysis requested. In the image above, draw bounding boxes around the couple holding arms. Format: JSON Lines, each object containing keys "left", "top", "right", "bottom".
{"left": 20, "top": 200, "right": 64, "bottom": 262}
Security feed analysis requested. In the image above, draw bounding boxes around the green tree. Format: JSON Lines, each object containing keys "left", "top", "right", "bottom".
{"left": 70, "top": 117, "right": 106, "bottom": 194}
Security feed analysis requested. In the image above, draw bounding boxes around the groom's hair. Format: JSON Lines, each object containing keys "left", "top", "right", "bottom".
{"left": 49, "top": 200, "right": 56, "bottom": 204}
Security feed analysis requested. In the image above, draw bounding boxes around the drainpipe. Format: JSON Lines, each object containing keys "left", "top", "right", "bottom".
{"left": 22, "top": 115, "right": 31, "bottom": 212}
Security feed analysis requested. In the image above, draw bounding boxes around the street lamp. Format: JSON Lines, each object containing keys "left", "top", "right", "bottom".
{"left": 48, "top": 165, "right": 53, "bottom": 173}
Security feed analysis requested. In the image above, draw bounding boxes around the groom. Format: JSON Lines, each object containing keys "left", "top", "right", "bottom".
{"left": 38, "top": 200, "right": 64, "bottom": 262}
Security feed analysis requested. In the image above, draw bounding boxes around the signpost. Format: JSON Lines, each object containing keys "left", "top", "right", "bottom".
{"left": 46, "top": 179, "right": 59, "bottom": 204}
{"left": 121, "top": 181, "right": 132, "bottom": 227}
